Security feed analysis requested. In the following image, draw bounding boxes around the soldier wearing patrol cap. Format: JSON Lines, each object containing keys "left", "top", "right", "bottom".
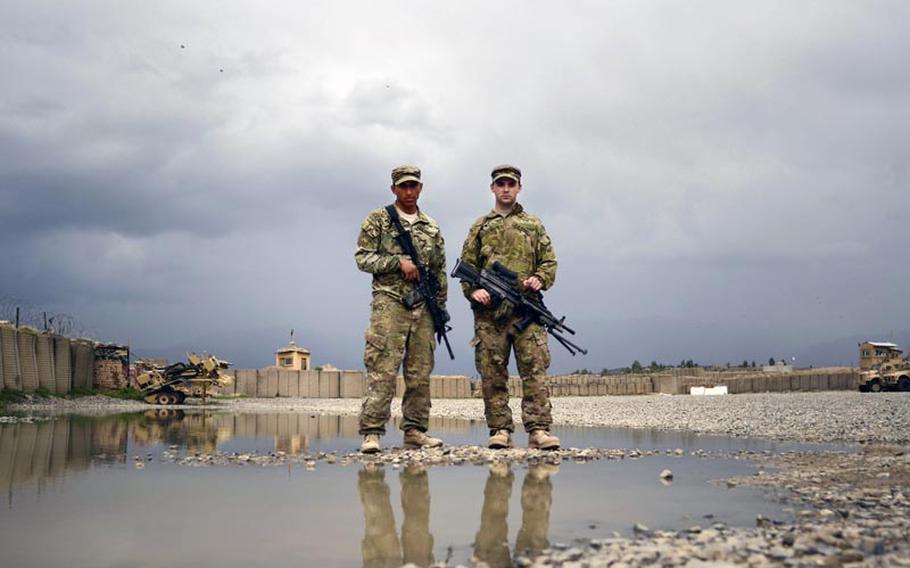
{"left": 460, "top": 164, "right": 560, "bottom": 450}
{"left": 354, "top": 165, "right": 448, "bottom": 453}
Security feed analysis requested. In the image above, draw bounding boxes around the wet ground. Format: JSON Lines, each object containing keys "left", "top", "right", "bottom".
{"left": 0, "top": 411, "right": 839, "bottom": 568}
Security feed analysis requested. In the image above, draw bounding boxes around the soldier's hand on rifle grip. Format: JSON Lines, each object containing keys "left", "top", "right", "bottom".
{"left": 399, "top": 257, "right": 420, "bottom": 281}
{"left": 522, "top": 276, "right": 543, "bottom": 291}
{"left": 471, "top": 289, "right": 492, "bottom": 305}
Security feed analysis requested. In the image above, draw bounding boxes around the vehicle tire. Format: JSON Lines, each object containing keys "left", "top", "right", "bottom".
{"left": 870, "top": 380, "right": 882, "bottom": 393}
{"left": 166, "top": 393, "right": 180, "bottom": 405}
{"left": 156, "top": 392, "right": 172, "bottom": 405}
{"left": 173, "top": 391, "right": 186, "bottom": 404}
{"left": 898, "top": 376, "right": 910, "bottom": 392}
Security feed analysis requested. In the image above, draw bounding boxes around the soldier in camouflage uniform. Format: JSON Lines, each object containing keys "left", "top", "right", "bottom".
{"left": 460, "top": 165, "right": 561, "bottom": 450}
{"left": 355, "top": 165, "right": 447, "bottom": 454}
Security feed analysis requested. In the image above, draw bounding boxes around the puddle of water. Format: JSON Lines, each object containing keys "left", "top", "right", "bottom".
{"left": 0, "top": 411, "right": 799, "bottom": 567}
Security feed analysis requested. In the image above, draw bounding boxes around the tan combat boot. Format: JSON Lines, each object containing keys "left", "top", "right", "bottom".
{"left": 403, "top": 429, "right": 443, "bottom": 449}
{"left": 360, "top": 433, "right": 381, "bottom": 454}
{"left": 528, "top": 429, "right": 560, "bottom": 450}
{"left": 488, "top": 429, "right": 512, "bottom": 449}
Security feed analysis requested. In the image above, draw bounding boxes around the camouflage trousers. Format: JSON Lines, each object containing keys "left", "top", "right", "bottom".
{"left": 359, "top": 294, "right": 436, "bottom": 435}
{"left": 474, "top": 464, "right": 554, "bottom": 565}
{"left": 358, "top": 465, "right": 434, "bottom": 568}
{"left": 472, "top": 311, "right": 552, "bottom": 433}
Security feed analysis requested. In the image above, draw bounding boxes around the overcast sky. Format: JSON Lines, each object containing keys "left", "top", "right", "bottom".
{"left": 2, "top": 1, "right": 908, "bottom": 373}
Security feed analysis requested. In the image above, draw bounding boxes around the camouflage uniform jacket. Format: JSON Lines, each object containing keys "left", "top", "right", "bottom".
{"left": 355, "top": 205, "right": 448, "bottom": 305}
{"left": 460, "top": 203, "right": 557, "bottom": 302}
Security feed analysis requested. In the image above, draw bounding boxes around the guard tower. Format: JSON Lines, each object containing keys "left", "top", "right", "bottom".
{"left": 275, "top": 330, "right": 311, "bottom": 370}
{"left": 859, "top": 341, "right": 903, "bottom": 370}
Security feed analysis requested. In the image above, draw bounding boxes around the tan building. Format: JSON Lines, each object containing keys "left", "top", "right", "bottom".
{"left": 859, "top": 341, "right": 903, "bottom": 370}
{"left": 275, "top": 338, "right": 311, "bottom": 371}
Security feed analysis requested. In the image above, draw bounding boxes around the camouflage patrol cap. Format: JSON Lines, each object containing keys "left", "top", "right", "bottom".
{"left": 491, "top": 164, "right": 521, "bottom": 183}
{"left": 391, "top": 165, "right": 422, "bottom": 186}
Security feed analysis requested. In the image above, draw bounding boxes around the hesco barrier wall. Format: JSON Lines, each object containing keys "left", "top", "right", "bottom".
{"left": 219, "top": 367, "right": 860, "bottom": 399}
{"left": 221, "top": 370, "right": 474, "bottom": 399}
{"left": 17, "top": 328, "right": 39, "bottom": 393}
{"left": 1, "top": 324, "right": 21, "bottom": 390}
{"left": 71, "top": 340, "right": 95, "bottom": 391}
{"left": 511, "top": 374, "right": 655, "bottom": 398}
{"left": 651, "top": 368, "right": 861, "bottom": 395}
{"left": 549, "top": 368, "right": 861, "bottom": 396}
{"left": 0, "top": 323, "right": 95, "bottom": 395}
{"left": 0, "top": 321, "right": 862, "bottom": 399}
{"left": 54, "top": 337, "right": 72, "bottom": 395}
{"left": 36, "top": 334, "right": 56, "bottom": 393}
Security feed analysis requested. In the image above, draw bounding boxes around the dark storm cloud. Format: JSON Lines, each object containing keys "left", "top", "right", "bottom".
{"left": 2, "top": 1, "right": 908, "bottom": 371}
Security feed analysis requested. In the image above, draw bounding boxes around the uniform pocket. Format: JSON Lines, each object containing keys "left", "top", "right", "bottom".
{"left": 363, "top": 330, "right": 387, "bottom": 369}
{"left": 534, "top": 328, "right": 551, "bottom": 369}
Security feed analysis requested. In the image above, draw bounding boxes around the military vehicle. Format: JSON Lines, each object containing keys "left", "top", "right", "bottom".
{"left": 135, "top": 353, "right": 232, "bottom": 404}
{"left": 859, "top": 356, "right": 910, "bottom": 392}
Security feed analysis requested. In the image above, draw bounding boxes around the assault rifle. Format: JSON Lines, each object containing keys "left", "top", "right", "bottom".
{"left": 451, "top": 258, "right": 588, "bottom": 356}
{"left": 385, "top": 206, "right": 454, "bottom": 359}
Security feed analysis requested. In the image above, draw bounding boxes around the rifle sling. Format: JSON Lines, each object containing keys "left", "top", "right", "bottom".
{"left": 384, "top": 205, "right": 420, "bottom": 263}
{"left": 386, "top": 205, "right": 432, "bottom": 311}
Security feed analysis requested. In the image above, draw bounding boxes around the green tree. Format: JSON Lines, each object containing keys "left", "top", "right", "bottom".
{"left": 768, "top": 357, "right": 775, "bottom": 366}
{"left": 631, "top": 360, "right": 643, "bottom": 373}
{"left": 741, "top": 360, "right": 749, "bottom": 368}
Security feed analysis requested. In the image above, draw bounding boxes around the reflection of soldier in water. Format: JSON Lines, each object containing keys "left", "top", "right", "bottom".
{"left": 515, "top": 463, "right": 556, "bottom": 558}
{"left": 400, "top": 464, "right": 434, "bottom": 566}
{"left": 473, "top": 463, "right": 557, "bottom": 568}
{"left": 357, "top": 464, "right": 434, "bottom": 568}
{"left": 474, "top": 462, "right": 513, "bottom": 567}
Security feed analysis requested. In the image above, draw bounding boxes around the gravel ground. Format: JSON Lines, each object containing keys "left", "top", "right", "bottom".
{"left": 7, "top": 391, "right": 910, "bottom": 565}
{"left": 499, "top": 446, "right": 910, "bottom": 568}
{"left": 210, "top": 391, "right": 910, "bottom": 445}
{"left": 156, "top": 441, "right": 910, "bottom": 567}
{"left": 8, "top": 391, "right": 909, "bottom": 444}
{"left": 3, "top": 394, "right": 148, "bottom": 418}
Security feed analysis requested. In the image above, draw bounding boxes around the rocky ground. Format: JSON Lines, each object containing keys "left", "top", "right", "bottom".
{"left": 499, "top": 446, "right": 910, "bottom": 567}
{"left": 204, "top": 391, "right": 909, "bottom": 445}
{"left": 157, "top": 442, "right": 910, "bottom": 567}
{"left": 7, "top": 391, "right": 908, "bottom": 445}
{"left": 7, "top": 391, "right": 910, "bottom": 565}
{"left": 2, "top": 394, "right": 147, "bottom": 419}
